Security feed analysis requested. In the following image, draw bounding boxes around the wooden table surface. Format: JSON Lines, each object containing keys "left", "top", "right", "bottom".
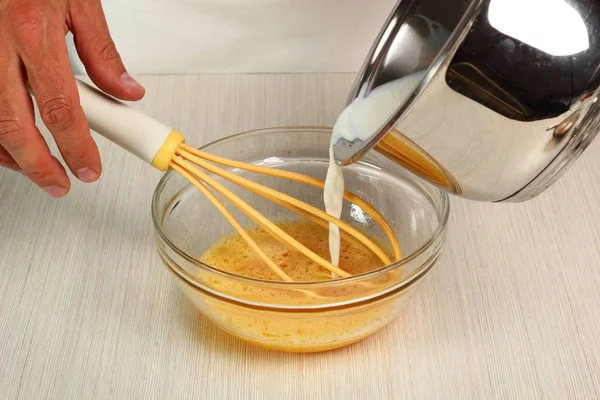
{"left": 1, "top": 75, "right": 600, "bottom": 399}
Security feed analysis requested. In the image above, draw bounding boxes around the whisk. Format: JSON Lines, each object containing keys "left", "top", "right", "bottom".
{"left": 74, "top": 80, "right": 401, "bottom": 282}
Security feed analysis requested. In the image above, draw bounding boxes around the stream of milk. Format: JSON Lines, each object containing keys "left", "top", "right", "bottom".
{"left": 324, "top": 71, "right": 426, "bottom": 274}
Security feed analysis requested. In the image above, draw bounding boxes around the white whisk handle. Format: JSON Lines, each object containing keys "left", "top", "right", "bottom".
{"left": 76, "top": 80, "right": 185, "bottom": 171}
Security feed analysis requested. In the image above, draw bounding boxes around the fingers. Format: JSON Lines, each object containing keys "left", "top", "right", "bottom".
{"left": 15, "top": 8, "right": 102, "bottom": 183}
{"left": 0, "top": 57, "right": 71, "bottom": 197}
{"left": 69, "top": 0, "right": 145, "bottom": 101}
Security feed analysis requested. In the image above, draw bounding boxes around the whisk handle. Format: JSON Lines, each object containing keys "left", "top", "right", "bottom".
{"left": 76, "top": 80, "right": 184, "bottom": 171}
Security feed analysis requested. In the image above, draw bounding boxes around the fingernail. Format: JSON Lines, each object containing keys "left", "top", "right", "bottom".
{"left": 76, "top": 167, "right": 100, "bottom": 183}
{"left": 121, "top": 72, "right": 144, "bottom": 91}
{"left": 43, "top": 186, "right": 68, "bottom": 198}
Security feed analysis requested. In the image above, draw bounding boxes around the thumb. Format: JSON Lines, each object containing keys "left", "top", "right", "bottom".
{"left": 69, "top": 0, "right": 145, "bottom": 101}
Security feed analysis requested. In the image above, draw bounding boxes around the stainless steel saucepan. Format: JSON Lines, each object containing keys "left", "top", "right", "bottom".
{"left": 333, "top": 0, "right": 600, "bottom": 202}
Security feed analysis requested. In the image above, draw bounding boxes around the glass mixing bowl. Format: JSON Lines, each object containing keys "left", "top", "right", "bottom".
{"left": 152, "top": 127, "right": 449, "bottom": 352}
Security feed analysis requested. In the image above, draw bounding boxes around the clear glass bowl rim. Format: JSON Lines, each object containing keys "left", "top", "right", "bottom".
{"left": 151, "top": 126, "right": 450, "bottom": 291}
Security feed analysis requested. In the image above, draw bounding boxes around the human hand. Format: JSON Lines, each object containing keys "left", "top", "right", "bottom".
{"left": 0, "top": 0, "right": 145, "bottom": 197}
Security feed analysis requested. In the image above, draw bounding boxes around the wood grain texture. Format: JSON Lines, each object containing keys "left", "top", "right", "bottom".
{"left": 1, "top": 74, "right": 600, "bottom": 399}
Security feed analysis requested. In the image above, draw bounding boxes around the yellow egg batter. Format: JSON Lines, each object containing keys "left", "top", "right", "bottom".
{"left": 191, "top": 221, "right": 403, "bottom": 352}
{"left": 200, "top": 221, "right": 385, "bottom": 281}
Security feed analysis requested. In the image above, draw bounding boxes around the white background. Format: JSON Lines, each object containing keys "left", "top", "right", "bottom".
{"left": 68, "top": 0, "right": 396, "bottom": 74}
